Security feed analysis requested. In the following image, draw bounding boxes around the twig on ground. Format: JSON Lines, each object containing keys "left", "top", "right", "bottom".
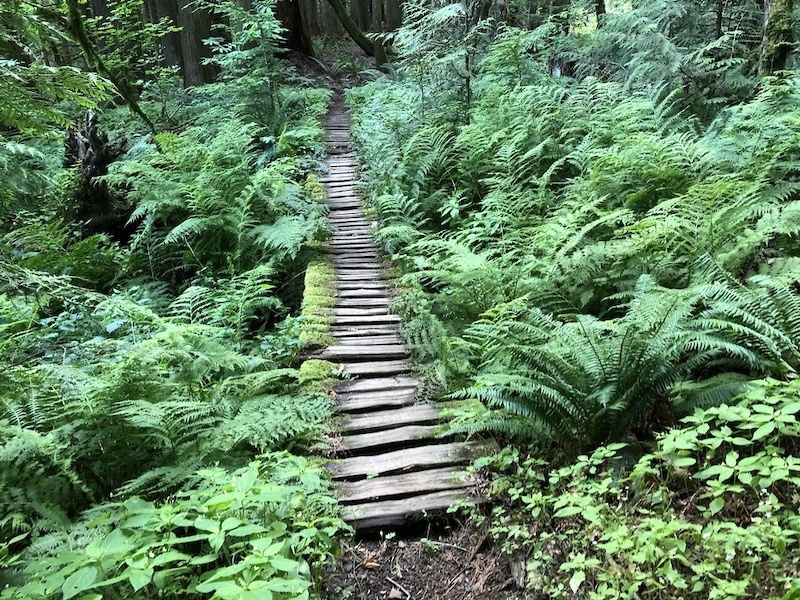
{"left": 386, "top": 576, "right": 411, "bottom": 599}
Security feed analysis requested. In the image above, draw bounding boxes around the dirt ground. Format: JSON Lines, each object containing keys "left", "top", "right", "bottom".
{"left": 324, "top": 519, "right": 525, "bottom": 600}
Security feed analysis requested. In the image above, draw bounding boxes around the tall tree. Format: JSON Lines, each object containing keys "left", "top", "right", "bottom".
{"left": 385, "top": 0, "right": 402, "bottom": 29}
{"left": 178, "top": 0, "right": 217, "bottom": 85}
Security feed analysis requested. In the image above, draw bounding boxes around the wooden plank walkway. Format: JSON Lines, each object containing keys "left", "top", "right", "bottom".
{"left": 315, "top": 105, "right": 491, "bottom": 530}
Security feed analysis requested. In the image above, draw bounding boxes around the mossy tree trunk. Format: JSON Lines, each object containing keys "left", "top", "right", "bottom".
{"left": 759, "top": 0, "right": 794, "bottom": 76}
{"left": 324, "top": 0, "right": 378, "bottom": 56}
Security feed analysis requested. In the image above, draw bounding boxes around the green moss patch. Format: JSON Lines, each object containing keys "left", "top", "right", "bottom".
{"left": 299, "top": 253, "right": 337, "bottom": 349}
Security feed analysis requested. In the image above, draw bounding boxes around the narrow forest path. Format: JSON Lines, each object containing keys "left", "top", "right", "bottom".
{"left": 315, "top": 104, "right": 491, "bottom": 530}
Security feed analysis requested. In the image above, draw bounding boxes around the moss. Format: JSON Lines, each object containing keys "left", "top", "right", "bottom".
{"left": 760, "top": 0, "right": 794, "bottom": 75}
{"left": 304, "top": 173, "right": 326, "bottom": 204}
{"left": 299, "top": 359, "right": 339, "bottom": 390}
{"left": 299, "top": 254, "right": 337, "bottom": 348}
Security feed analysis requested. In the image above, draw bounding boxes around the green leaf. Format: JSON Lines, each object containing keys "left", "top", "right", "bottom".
{"left": 269, "top": 556, "right": 302, "bottom": 573}
{"left": 569, "top": 570, "right": 586, "bottom": 593}
{"left": 62, "top": 566, "right": 99, "bottom": 600}
{"left": 262, "top": 577, "right": 311, "bottom": 592}
{"left": 553, "top": 506, "right": 583, "bottom": 518}
{"left": 752, "top": 422, "right": 776, "bottom": 441}
{"left": 229, "top": 524, "right": 268, "bottom": 537}
{"left": 708, "top": 497, "right": 725, "bottom": 515}
{"left": 127, "top": 567, "right": 153, "bottom": 592}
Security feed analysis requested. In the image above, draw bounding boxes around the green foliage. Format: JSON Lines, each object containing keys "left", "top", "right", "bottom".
{"left": 2, "top": 455, "right": 346, "bottom": 599}
{"left": 349, "top": 22, "right": 800, "bottom": 448}
{"left": 85, "top": 0, "right": 179, "bottom": 91}
{"left": 106, "top": 117, "right": 327, "bottom": 283}
{"left": 475, "top": 377, "right": 800, "bottom": 598}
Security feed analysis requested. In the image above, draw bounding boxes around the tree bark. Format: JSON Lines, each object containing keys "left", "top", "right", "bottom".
{"left": 351, "top": 0, "right": 371, "bottom": 31}
{"left": 385, "top": 0, "right": 402, "bottom": 29}
{"left": 324, "top": 0, "right": 377, "bottom": 56}
{"left": 371, "top": 0, "right": 384, "bottom": 32}
{"left": 148, "top": 0, "right": 183, "bottom": 68}
{"left": 306, "top": 0, "right": 320, "bottom": 35}
{"left": 178, "top": 1, "right": 217, "bottom": 86}
{"left": 759, "top": 0, "right": 794, "bottom": 75}
{"left": 274, "top": 0, "right": 314, "bottom": 54}
{"left": 595, "top": 0, "right": 605, "bottom": 25}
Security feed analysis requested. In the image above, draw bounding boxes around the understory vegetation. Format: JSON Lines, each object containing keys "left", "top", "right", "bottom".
{"left": 1, "top": 1, "right": 348, "bottom": 597}
{"left": 347, "top": 0, "right": 800, "bottom": 596}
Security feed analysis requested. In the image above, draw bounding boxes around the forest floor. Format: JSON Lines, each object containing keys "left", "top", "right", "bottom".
{"left": 324, "top": 521, "right": 520, "bottom": 600}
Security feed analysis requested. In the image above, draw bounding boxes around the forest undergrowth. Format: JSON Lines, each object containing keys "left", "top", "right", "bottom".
{"left": 1, "top": 2, "right": 352, "bottom": 598}
{"left": 346, "top": 0, "right": 800, "bottom": 597}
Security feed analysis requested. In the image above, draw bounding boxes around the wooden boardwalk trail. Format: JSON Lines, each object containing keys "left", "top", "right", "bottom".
{"left": 316, "top": 106, "right": 491, "bottom": 530}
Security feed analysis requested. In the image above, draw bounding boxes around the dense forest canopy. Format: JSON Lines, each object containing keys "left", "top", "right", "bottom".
{"left": 1, "top": 0, "right": 800, "bottom": 597}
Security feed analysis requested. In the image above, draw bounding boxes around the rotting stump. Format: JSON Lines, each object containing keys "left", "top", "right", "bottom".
{"left": 313, "top": 105, "right": 494, "bottom": 530}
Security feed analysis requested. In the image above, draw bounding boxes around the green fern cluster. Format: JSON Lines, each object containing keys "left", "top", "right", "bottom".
{"left": 349, "top": 11, "right": 800, "bottom": 449}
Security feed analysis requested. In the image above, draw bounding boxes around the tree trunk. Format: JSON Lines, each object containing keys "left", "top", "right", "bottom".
{"left": 385, "top": 0, "right": 402, "bottom": 29}
{"left": 306, "top": 0, "right": 320, "bottom": 35}
{"left": 759, "top": 0, "right": 794, "bottom": 75}
{"left": 178, "top": 1, "right": 216, "bottom": 86}
{"left": 274, "top": 0, "right": 314, "bottom": 54}
{"left": 325, "top": 0, "right": 377, "bottom": 56}
{"left": 715, "top": 0, "right": 725, "bottom": 39}
{"left": 351, "top": 0, "right": 371, "bottom": 31}
{"left": 595, "top": 0, "right": 605, "bottom": 25}
{"left": 371, "top": 0, "right": 384, "bottom": 32}
{"left": 148, "top": 0, "right": 183, "bottom": 68}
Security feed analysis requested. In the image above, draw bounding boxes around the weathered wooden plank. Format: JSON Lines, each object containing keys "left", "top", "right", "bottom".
{"left": 325, "top": 249, "right": 379, "bottom": 258}
{"left": 332, "top": 264, "right": 386, "bottom": 273}
{"left": 329, "top": 442, "right": 493, "bottom": 479}
{"left": 328, "top": 245, "right": 377, "bottom": 253}
{"left": 343, "top": 490, "right": 484, "bottom": 529}
{"left": 340, "top": 404, "right": 440, "bottom": 434}
{"left": 336, "top": 288, "right": 390, "bottom": 298}
{"left": 337, "top": 467, "right": 471, "bottom": 503}
{"left": 331, "top": 326, "right": 400, "bottom": 337}
{"left": 341, "top": 360, "right": 411, "bottom": 377}
{"left": 332, "top": 335, "right": 404, "bottom": 347}
{"left": 325, "top": 252, "right": 380, "bottom": 261}
{"left": 341, "top": 424, "right": 439, "bottom": 451}
{"left": 327, "top": 209, "right": 363, "bottom": 217}
{"left": 316, "top": 345, "right": 408, "bottom": 361}
{"left": 336, "top": 299, "right": 392, "bottom": 308}
{"left": 332, "top": 308, "right": 390, "bottom": 317}
{"left": 336, "top": 390, "right": 417, "bottom": 413}
{"left": 332, "top": 258, "right": 384, "bottom": 266}
{"left": 327, "top": 239, "right": 374, "bottom": 245}
{"left": 335, "top": 273, "right": 387, "bottom": 281}
{"left": 328, "top": 219, "right": 369, "bottom": 226}
{"left": 330, "top": 237, "right": 374, "bottom": 244}
{"left": 332, "top": 316, "right": 402, "bottom": 327}
{"left": 335, "top": 281, "right": 388, "bottom": 289}
{"left": 336, "top": 376, "right": 417, "bottom": 392}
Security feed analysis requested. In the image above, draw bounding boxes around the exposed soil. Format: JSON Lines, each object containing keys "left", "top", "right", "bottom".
{"left": 325, "top": 520, "right": 524, "bottom": 600}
